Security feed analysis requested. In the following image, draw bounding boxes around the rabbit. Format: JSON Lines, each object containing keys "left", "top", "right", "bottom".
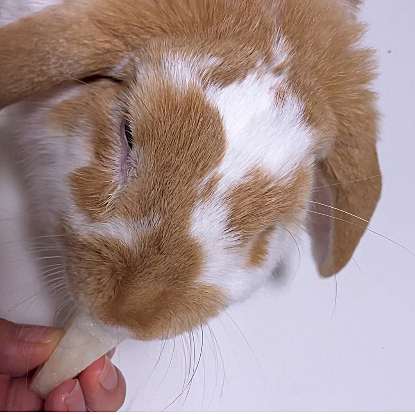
{"left": 0, "top": 0, "right": 381, "bottom": 341}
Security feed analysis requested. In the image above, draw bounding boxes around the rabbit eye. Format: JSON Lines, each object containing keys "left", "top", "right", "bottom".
{"left": 123, "top": 118, "right": 134, "bottom": 150}
{"left": 119, "top": 117, "right": 134, "bottom": 182}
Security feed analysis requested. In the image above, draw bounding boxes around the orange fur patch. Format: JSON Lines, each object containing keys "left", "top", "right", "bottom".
{"left": 226, "top": 166, "right": 311, "bottom": 249}
{"left": 248, "top": 224, "right": 277, "bottom": 267}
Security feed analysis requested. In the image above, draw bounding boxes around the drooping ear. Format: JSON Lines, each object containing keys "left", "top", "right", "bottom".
{"left": 0, "top": 0, "right": 164, "bottom": 110}
{"left": 307, "top": 127, "right": 382, "bottom": 277}
{"left": 0, "top": 5, "right": 112, "bottom": 108}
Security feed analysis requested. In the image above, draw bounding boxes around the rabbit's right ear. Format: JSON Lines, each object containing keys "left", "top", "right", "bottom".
{"left": 307, "top": 133, "right": 381, "bottom": 278}
{"left": 0, "top": 0, "right": 164, "bottom": 110}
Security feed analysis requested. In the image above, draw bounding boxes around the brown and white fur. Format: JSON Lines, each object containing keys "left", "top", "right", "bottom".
{"left": 0, "top": 0, "right": 381, "bottom": 341}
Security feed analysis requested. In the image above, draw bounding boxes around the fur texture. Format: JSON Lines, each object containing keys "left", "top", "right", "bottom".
{"left": 0, "top": 0, "right": 381, "bottom": 339}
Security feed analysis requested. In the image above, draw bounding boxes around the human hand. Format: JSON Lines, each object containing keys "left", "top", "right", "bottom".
{"left": 0, "top": 318, "right": 126, "bottom": 411}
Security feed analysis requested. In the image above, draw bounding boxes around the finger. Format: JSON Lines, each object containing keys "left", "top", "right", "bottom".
{"left": 0, "top": 374, "right": 43, "bottom": 411}
{"left": 78, "top": 355, "right": 126, "bottom": 411}
{"left": 44, "top": 379, "right": 86, "bottom": 412}
{"left": 0, "top": 318, "right": 63, "bottom": 377}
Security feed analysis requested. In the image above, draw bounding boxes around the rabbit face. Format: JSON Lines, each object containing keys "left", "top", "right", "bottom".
{"left": 41, "top": 39, "right": 313, "bottom": 340}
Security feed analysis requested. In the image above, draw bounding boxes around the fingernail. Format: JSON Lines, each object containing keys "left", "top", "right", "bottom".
{"left": 99, "top": 355, "right": 118, "bottom": 391}
{"left": 64, "top": 379, "right": 86, "bottom": 412}
{"left": 16, "top": 325, "right": 61, "bottom": 344}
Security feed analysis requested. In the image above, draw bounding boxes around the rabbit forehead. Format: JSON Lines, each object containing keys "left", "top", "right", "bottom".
{"left": 206, "top": 72, "right": 312, "bottom": 179}
{"left": 188, "top": 71, "right": 314, "bottom": 302}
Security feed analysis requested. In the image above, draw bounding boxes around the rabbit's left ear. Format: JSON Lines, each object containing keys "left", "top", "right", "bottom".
{"left": 307, "top": 116, "right": 382, "bottom": 277}
{"left": 0, "top": 3, "right": 132, "bottom": 110}
{"left": 0, "top": 0, "right": 162, "bottom": 110}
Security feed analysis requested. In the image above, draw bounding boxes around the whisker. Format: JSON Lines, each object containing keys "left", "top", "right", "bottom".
{"left": 47, "top": 282, "right": 67, "bottom": 293}
{"left": 309, "top": 200, "right": 369, "bottom": 223}
{"left": 163, "top": 327, "right": 204, "bottom": 411}
{"left": 206, "top": 323, "right": 226, "bottom": 401}
{"left": 43, "top": 270, "right": 65, "bottom": 281}
{"left": 183, "top": 332, "right": 192, "bottom": 389}
{"left": 26, "top": 234, "right": 65, "bottom": 242}
{"left": 41, "top": 264, "right": 65, "bottom": 272}
{"left": 206, "top": 323, "right": 220, "bottom": 409}
{"left": 127, "top": 318, "right": 175, "bottom": 410}
{"left": 305, "top": 209, "right": 415, "bottom": 258}
{"left": 329, "top": 275, "right": 338, "bottom": 327}
{"left": 54, "top": 298, "right": 75, "bottom": 327}
{"left": 6, "top": 293, "right": 37, "bottom": 313}
{"left": 201, "top": 327, "right": 206, "bottom": 411}
{"left": 312, "top": 174, "right": 381, "bottom": 190}
{"left": 224, "top": 310, "right": 261, "bottom": 369}
{"left": 130, "top": 338, "right": 170, "bottom": 410}
{"left": 0, "top": 217, "right": 13, "bottom": 221}
{"left": 282, "top": 225, "right": 302, "bottom": 279}
{"left": 60, "top": 307, "right": 76, "bottom": 327}
{"left": 49, "top": 285, "right": 68, "bottom": 295}
{"left": 26, "top": 247, "right": 61, "bottom": 254}
{"left": 184, "top": 329, "right": 198, "bottom": 405}
{"left": 184, "top": 327, "right": 204, "bottom": 405}
{"left": 145, "top": 338, "right": 176, "bottom": 409}
{"left": 292, "top": 221, "right": 363, "bottom": 276}
{"left": 179, "top": 334, "right": 189, "bottom": 393}
{"left": 34, "top": 255, "right": 63, "bottom": 262}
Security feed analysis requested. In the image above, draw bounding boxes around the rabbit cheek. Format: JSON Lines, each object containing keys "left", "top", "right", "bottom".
{"left": 232, "top": 166, "right": 312, "bottom": 268}
{"left": 227, "top": 167, "right": 311, "bottom": 248}
{"left": 49, "top": 81, "right": 124, "bottom": 222}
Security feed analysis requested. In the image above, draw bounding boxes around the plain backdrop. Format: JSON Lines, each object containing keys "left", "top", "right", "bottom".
{"left": 0, "top": 0, "right": 414, "bottom": 411}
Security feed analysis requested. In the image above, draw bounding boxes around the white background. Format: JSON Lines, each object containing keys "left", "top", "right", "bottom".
{"left": 0, "top": 0, "right": 414, "bottom": 411}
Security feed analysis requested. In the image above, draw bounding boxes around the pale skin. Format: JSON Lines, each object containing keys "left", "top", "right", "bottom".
{"left": 0, "top": 318, "right": 126, "bottom": 411}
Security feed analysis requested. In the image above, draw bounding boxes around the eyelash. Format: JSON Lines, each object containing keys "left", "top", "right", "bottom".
{"left": 118, "top": 116, "right": 134, "bottom": 183}
{"left": 124, "top": 118, "right": 134, "bottom": 150}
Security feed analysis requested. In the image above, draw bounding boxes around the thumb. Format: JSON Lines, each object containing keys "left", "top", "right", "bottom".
{"left": 0, "top": 318, "right": 63, "bottom": 377}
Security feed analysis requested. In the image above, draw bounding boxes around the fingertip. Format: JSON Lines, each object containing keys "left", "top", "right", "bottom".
{"left": 44, "top": 379, "right": 86, "bottom": 412}
{"left": 78, "top": 356, "right": 126, "bottom": 411}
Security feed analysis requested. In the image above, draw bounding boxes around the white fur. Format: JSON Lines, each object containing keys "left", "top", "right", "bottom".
{"left": 206, "top": 73, "right": 312, "bottom": 193}
{"left": 69, "top": 211, "right": 161, "bottom": 245}
{"left": 272, "top": 37, "right": 291, "bottom": 70}
{"left": 161, "top": 53, "right": 222, "bottom": 89}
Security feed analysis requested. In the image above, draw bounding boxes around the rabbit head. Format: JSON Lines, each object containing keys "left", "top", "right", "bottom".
{"left": 1, "top": 0, "right": 381, "bottom": 340}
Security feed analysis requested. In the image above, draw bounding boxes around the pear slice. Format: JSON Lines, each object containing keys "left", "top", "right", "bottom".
{"left": 30, "top": 313, "right": 125, "bottom": 398}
